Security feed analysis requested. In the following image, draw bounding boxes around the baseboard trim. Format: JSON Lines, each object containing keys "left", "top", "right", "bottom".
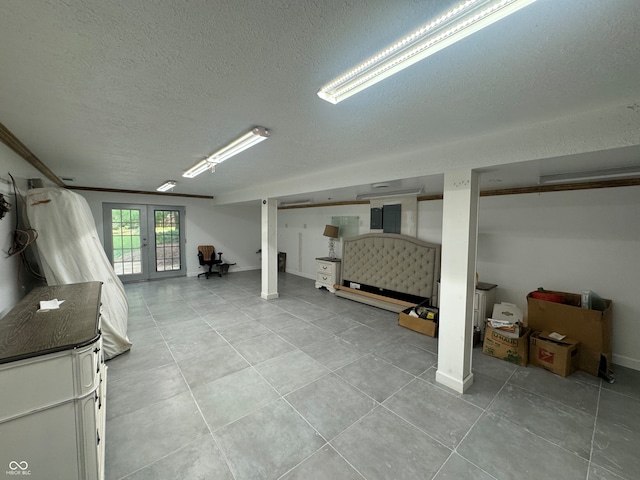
{"left": 435, "top": 370, "right": 474, "bottom": 393}
{"left": 613, "top": 354, "right": 640, "bottom": 371}
{"left": 287, "top": 271, "right": 315, "bottom": 281}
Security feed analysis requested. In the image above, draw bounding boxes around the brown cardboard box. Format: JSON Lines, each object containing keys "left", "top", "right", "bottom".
{"left": 488, "top": 302, "right": 524, "bottom": 338}
{"left": 483, "top": 326, "right": 530, "bottom": 366}
{"left": 530, "top": 331, "right": 580, "bottom": 377}
{"left": 398, "top": 307, "right": 438, "bottom": 337}
{"left": 527, "top": 291, "right": 612, "bottom": 377}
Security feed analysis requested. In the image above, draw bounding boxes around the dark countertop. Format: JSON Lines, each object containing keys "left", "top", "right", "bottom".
{"left": 0, "top": 282, "right": 102, "bottom": 364}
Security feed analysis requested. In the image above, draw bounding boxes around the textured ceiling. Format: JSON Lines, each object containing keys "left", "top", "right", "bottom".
{"left": 1, "top": 0, "right": 639, "bottom": 205}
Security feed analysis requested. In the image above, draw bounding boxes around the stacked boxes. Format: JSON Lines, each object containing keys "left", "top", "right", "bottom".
{"left": 483, "top": 303, "right": 529, "bottom": 366}
{"left": 527, "top": 290, "right": 612, "bottom": 377}
{"left": 483, "top": 326, "right": 530, "bottom": 366}
{"left": 529, "top": 331, "right": 580, "bottom": 377}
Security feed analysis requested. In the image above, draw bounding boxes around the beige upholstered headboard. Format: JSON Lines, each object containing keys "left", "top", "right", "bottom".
{"left": 341, "top": 233, "right": 440, "bottom": 304}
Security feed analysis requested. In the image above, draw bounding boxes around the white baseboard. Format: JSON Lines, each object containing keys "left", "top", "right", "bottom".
{"left": 612, "top": 354, "right": 640, "bottom": 371}
{"left": 286, "top": 270, "right": 315, "bottom": 281}
{"left": 435, "top": 370, "right": 474, "bottom": 394}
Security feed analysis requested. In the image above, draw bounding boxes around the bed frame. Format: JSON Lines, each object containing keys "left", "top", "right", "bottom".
{"left": 335, "top": 233, "right": 441, "bottom": 312}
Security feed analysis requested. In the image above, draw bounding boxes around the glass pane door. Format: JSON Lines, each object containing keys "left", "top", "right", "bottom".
{"left": 149, "top": 207, "right": 185, "bottom": 279}
{"left": 104, "top": 205, "right": 148, "bottom": 282}
{"left": 103, "top": 203, "right": 186, "bottom": 281}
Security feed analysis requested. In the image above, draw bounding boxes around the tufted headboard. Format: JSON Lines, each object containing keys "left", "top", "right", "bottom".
{"left": 340, "top": 233, "right": 440, "bottom": 305}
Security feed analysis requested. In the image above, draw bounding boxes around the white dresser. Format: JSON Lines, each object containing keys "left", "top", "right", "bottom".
{"left": 0, "top": 282, "right": 106, "bottom": 480}
{"left": 474, "top": 282, "right": 497, "bottom": 340}
{"left": 315, "top": 257, "right": 341, "bottom": 293}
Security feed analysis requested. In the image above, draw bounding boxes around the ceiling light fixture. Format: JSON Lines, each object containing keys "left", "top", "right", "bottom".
{"left": 317, "top": 0, "right": 537, "bottom": 104}
{"left": 538, "top": 166, "right": 640, "bottom": 185}
{"left": 356, "top": 188, "right": 423, "bottom": 201}
{"left": 279, "top": 199, "right": 312, "bottom": 207}
{"left": 183, "top": 127, "right": 270, "bottom": 178}
{"left": 156, "top": 180, "right": 177, "bottom": 192}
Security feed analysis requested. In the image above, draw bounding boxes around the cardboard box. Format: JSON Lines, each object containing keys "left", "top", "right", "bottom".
{"left": 527, "top": 291, "right": 612, "bottom": 377}
{"left": 398, "top": 307, "right": 438, "bottom": 337}
{"left": 530, "top": 331, "right": 580, "bottom": 377}
{"left": 488, "top": 302, "right": 524, "bottom": 338}
{"left": 483, "top": 326, "right": 530, "bottom": 366}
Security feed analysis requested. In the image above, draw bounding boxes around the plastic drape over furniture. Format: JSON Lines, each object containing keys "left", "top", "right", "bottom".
{"left": 26, "top": 188, "right": 132, "bottom": 359}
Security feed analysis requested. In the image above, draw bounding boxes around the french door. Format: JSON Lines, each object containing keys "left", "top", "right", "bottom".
{"left": 103, "top": 203, "right": 186, "bottom": 281}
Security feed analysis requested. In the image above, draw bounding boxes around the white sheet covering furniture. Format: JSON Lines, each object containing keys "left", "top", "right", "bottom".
{"left": 25, "top": 187, "right": 131, "bottom": 359}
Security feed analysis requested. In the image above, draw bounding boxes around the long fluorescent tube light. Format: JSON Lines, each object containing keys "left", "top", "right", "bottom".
{"left": 156, "top": 180, "right": 177, "bottom": 192}
{"left": 356, "top": 188, "right": 423, "bottom": 200}
{"left": 318, "top": 0, "right": 537, "bottom": 104}
{"left": 279, "top": 199, "right": 312, "bottom": 207}
{"left": 183, "top": 127, "right": 270, "bottom": 178}
{"left": 539, "top": 166, "right": 640, "bottom": 185}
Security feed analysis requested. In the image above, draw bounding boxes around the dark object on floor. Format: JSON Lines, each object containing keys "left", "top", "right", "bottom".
{"left": 197, "top": 245, "right": 223, "bottom": 278}
{"left": 219, "top": 263, "right": 236, "bottom": 275}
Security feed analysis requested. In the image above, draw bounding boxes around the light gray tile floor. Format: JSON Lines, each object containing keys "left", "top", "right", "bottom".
{"left": 105, "top": 271, "right": 639, "bottom": 480}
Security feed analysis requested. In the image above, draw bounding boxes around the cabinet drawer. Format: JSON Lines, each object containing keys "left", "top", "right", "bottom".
{"left": 316, "top": 272, "right": 335, "bottom": 284}
{"left": 76, "top": 339, "right": 102, "bottom": 398}
{"left": 316, "top": 262, "right": 336, "bottom": 275}
{"left": 0, "top": 352, "right": 75, "bottom": 421}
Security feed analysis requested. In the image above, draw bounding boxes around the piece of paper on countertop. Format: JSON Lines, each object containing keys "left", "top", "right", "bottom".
{"left": 38, "top": 299, "right": 65, "bottom": 311}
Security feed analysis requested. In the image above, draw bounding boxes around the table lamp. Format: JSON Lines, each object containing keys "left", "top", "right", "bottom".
{"left": 322, "top": 225, "right": 339, "bottom": 259}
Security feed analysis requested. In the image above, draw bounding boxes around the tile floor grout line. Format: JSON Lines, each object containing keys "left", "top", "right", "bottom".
{"left": 152, "top": 311, "right": 240, "bottom": 480}
{"left": 378, "top": 403, "right": 454, "bottom": 452}
{"left": 430, "top": 367, "right": 519, "bottom": 480}
{"left": 506, "top": 381, "right": 599, "bottom": 420}
{"left": 450, "top": 367, "right": 517, "bottom": 452}
{"left": 119, "top": 273, "right": 635, "bottom": 480}
{"left": 506, "top": 370, "right": 602, "bottom": 415}
{"left": 586, "top": 375, "right": 604, "bottom": 479}
{"left": 115, "top": 433, "right": 217, "bottom": 480}
{"left": 480, "top": 406, "right": 596, "bottom": 467}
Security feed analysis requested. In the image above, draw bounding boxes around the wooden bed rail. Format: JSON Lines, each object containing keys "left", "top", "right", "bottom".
{"left": 334, "top": 285, "right": 418, "bottom": 309}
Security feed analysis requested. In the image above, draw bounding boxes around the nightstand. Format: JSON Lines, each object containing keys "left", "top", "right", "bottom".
{"left": 474, "top": 282, "right": 497, "bottom": 341}
{"left": 315, "top": 257, "right": 341, "bottom": 293}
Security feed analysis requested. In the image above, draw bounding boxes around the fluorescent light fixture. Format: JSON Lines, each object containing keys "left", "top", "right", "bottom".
{"left": 356, "top": 188, "right": 423, "bottom": 201}
{"left": 183, "top": 127, "right": 270, "bottom": 178}
{"left": 156, "top": 180, "right": 177, "bottom": 192}
{"left": 539, "top": 166, "right": 640, "bottom": 185}
{"left": 317, "top": 0, "right": 537, "bottom": 104}
{"left": 279, "top": 199, "right": 312, "bottom": 207}
{"left": 183, "top": 160, "right": 214, "bottom": 178}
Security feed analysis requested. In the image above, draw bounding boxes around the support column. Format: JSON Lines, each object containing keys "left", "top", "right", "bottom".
{"left": 436, "top": 169, "right": 479, "bottom": 393}
{"left": 261, "top": 198, "right": 279, "bottom": 300}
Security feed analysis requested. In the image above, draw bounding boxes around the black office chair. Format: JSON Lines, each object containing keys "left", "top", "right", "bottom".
{"left": 197, "top": 245, "right": 223, "bottom": 278}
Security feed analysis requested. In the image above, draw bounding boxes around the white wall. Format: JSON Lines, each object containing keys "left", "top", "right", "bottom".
{"left": 280, "top": 186, "right": 640, "bottom": 370}
{"left": 472, "top": 186, "right": 640, "bottom": 371}
{"left": 78, "top": 191, "right": 262, "bottom": 276}
{"left": 0, "top": 144, "right": 55, "bottom": 316}
{"left": 278, "top": 204, "right": 370, "bottom": 279}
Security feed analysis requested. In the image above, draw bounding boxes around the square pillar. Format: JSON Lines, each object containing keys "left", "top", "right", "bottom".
{"left": 436, "top": 169, "right": 479, "bottom": 393}
{"left": 261, "top": 198, "right": 279, "bottom": 300}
